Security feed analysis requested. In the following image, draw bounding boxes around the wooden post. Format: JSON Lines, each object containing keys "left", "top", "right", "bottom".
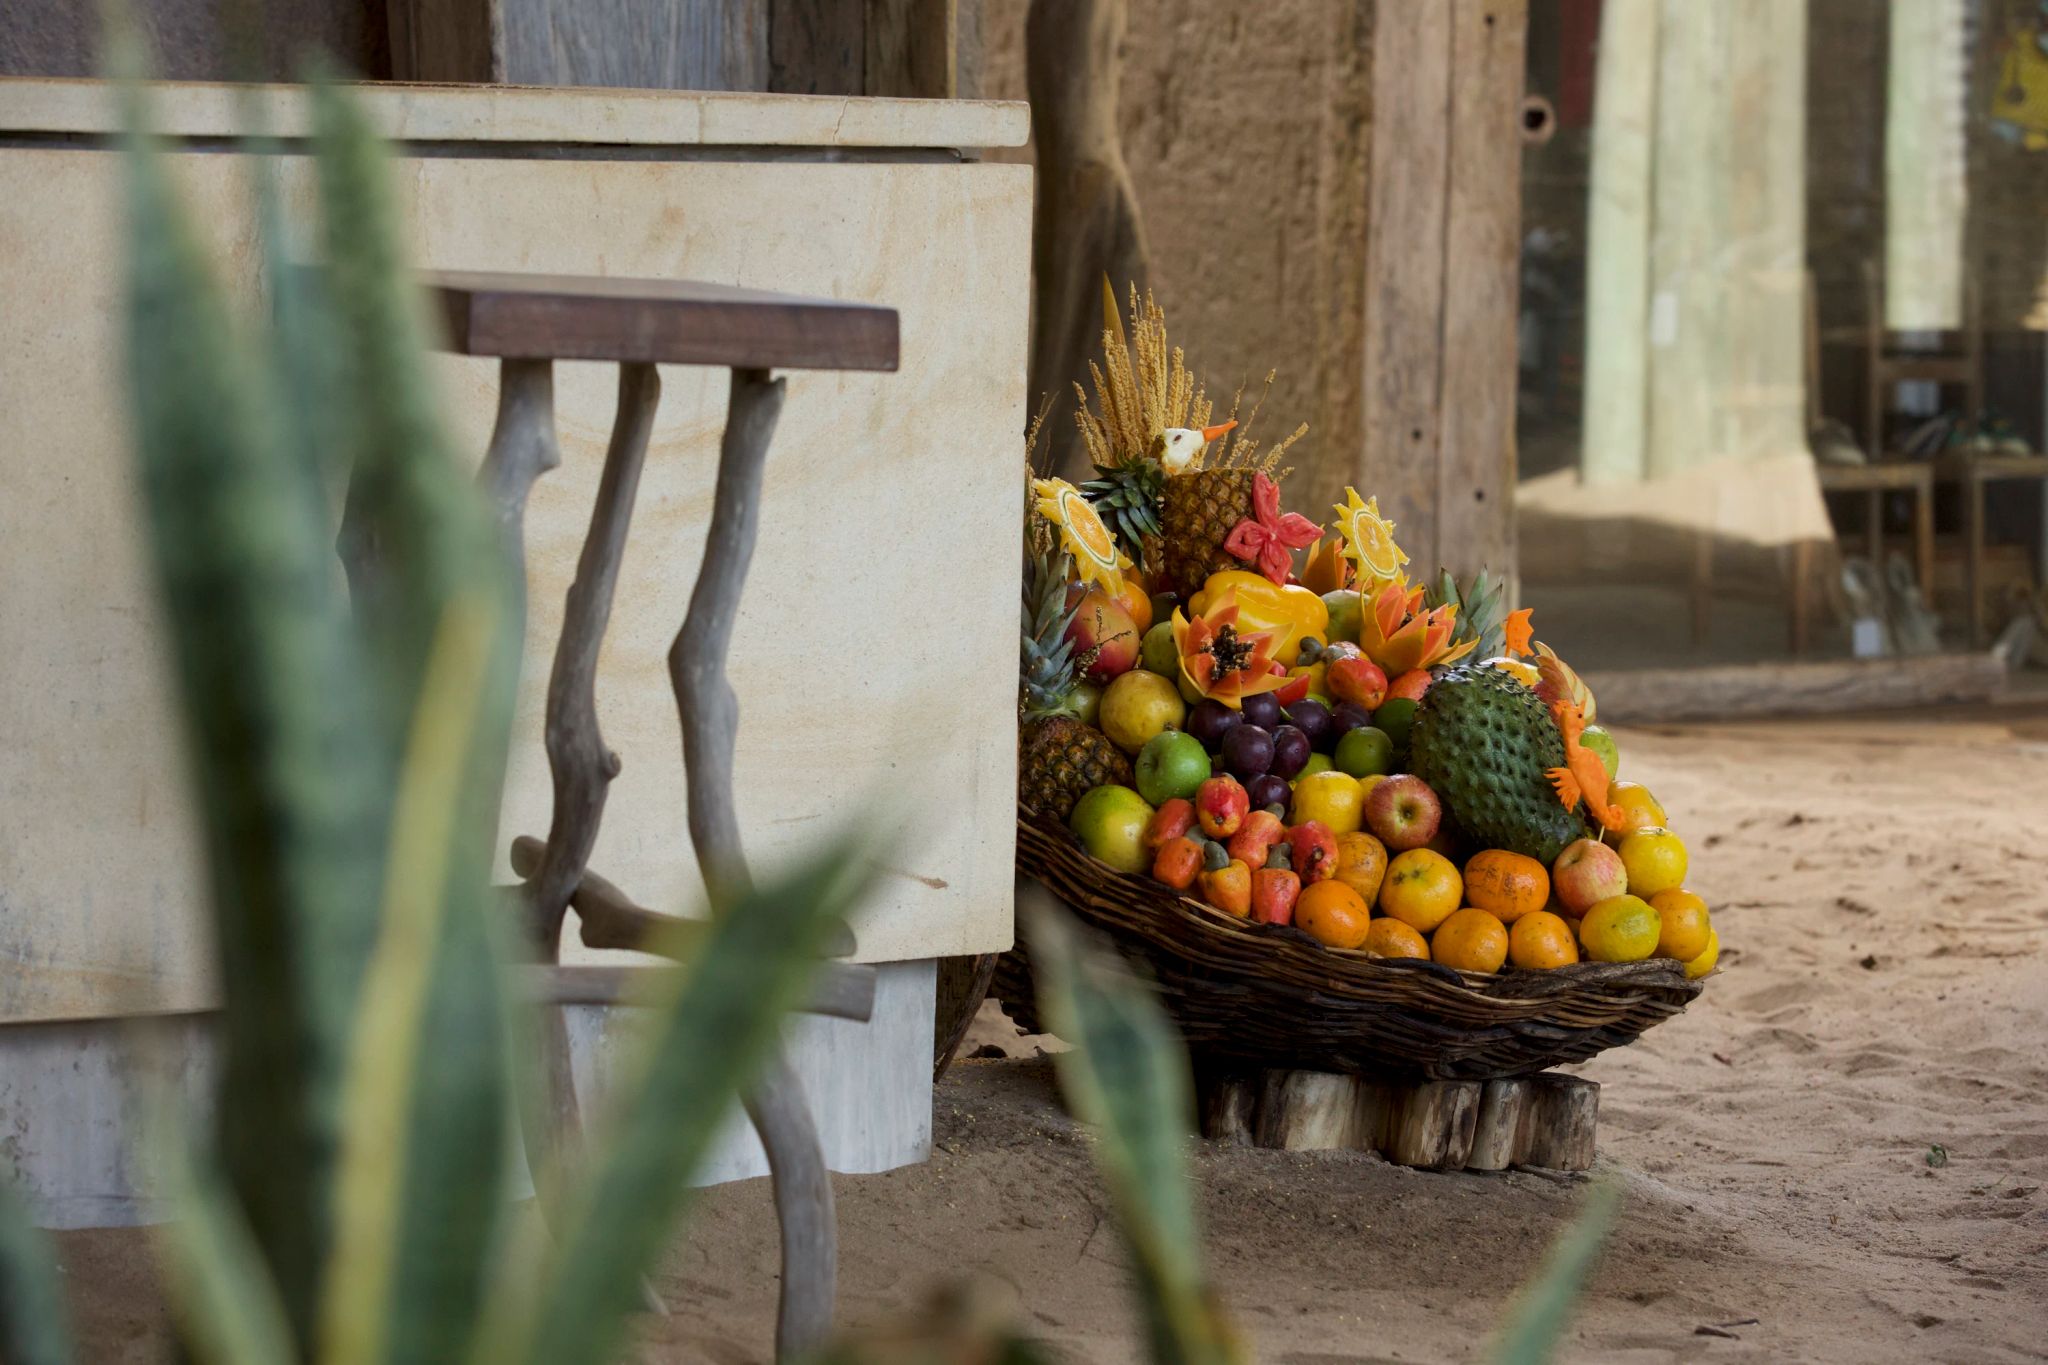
{"left": 1025, "top": 0, "right": 1149, "bottom": 480}
{"left": 1320, "top": 0, "right": 1525, "bottom": 583}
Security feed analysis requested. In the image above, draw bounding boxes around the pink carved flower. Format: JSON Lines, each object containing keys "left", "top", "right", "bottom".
{"left": 1223, "top": 472, "right": 1322, "bottom": 584}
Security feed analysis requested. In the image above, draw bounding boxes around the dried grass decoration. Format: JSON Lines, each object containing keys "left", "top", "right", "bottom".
{"left": 1073, "top": 282, "right": 1307, "bottom": 599}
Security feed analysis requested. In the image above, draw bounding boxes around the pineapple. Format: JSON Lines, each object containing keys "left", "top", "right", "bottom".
{"left": 1160, "top": 468, "right": 1257, "bottom": 600}
{"left": 1425, "top": 568, "right": 1509, "bottom": 661}
{"left": 1018, "top": 544, "right": 1133, "bottom": 822}
{"left": 1081, "top": 456, "right": 1164, "bottom": 564}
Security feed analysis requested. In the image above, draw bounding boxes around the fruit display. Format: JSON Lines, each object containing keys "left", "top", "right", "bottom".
{"left": 1017, "top": 288, "right": 1718, "bottom": 984}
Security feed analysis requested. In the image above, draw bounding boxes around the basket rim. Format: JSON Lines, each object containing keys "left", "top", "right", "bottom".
{"left": 1016, "top": 809, "right": 1703, "bottom": 1013}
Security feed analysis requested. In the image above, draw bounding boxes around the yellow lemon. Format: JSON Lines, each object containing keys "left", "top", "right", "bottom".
{"left": 1378, "top": 849, "right": 1463, "bottom": 933}
{"left": 1290, "top": 770, "right": 1365, "bottom": 836}
{"left": 1433, "top": 907, "right": 1509, "bottom": 973}
{"left": 1618, "top": 827, "right": 1688, "bottom": 898}
{"left": 1603, "top": 781, "right": 1669, "bottom": 842}
{"left": 1649, "top": 888, "right": 1712, "bottom": 962}
{"left": 1683, "top": 927, "right": 1720, "bottom": 979}
{"left": 1579, "top": 894, "right": 1661, "bottom": 963}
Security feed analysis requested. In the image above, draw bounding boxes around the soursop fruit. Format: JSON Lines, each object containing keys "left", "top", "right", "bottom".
{"left": 1407, "top": 664, "right": 1588, "bottom": 864}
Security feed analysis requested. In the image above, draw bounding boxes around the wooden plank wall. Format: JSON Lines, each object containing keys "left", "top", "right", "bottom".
{"left": 1343, "top": 0, "right": 1527, "bottom": 587}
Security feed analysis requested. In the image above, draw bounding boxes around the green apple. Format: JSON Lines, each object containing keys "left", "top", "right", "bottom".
{"left": 1135, "top": 730, "right": 1211, "bottom": 805}
{"left": 1140, "top": 620, "right": 1179, "bottom": 678}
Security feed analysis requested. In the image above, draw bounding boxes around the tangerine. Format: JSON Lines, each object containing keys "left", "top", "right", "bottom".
{"left": 1579, "top": 894, "right": 1661, "bottom": 963}
{"left": 1332, "top": 831, "right": 1389, "bottom": 906}
{"left": 1377, "top": 849, "right": 1462, "bottom": 933}
{"left": 1508, "top": 909, "right": 1579, "bottom": 969}
{"left": 1618, "top": 827, "right": 1688, "bottom": 898}
{"left": 1602, "top": 781, "right": 1669, "bottom": 841}
{"left": 1295, "top": 880, "right": 1372, "bottom": 949}
{"left": 1363, "top": 918, "right": 1430, "bottom": 960}
{"left": 1432, "top": 908, "right": 1509, "bottom": 973}
{"left": 1649, "top": 888, "right": 1712, "bottom": 962}
{"left": 1462, "top": 849, "right": 1550, "bottom": 923}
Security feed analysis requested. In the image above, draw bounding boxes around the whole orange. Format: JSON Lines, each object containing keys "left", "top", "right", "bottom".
{"left": 1363, "top": 918, "right": 1430, "bottom": 960}
{"left": 1602, "top": 781, "right": 1669, "bottom": 841}
{"left": 1378, "top": 849, "right": 1463, "bottom": 933}
{"left": 1462, "top": 849, "right": 1550, "bottom": 923}
{"left": 1649, "top": 888, "right": 1712, "bottom": 962}
{"left": 1333, "top": 831, "right": 1389, "bottom": 907}
{"left": 1433, "top": 907, "right": 1509, "bottom": 973}
{"left": 1508, "top": 910, "right": 1579, "bottom": 969}
{"left": 1295, "top": 880, "right": 1372, "bottom": 949}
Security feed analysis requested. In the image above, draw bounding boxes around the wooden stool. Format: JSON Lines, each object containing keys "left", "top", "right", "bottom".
{"left": 1197, "top": 1067, "right": 1599, "bottom": 1174}
{"left": 1935, "top": 452, "right": 2048, "bottom": 646}
{"left": 382, "top": 271, "right": 897, "bottom": 1357}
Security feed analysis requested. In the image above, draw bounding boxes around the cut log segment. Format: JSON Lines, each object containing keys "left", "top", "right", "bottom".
{"left": 1196, "top": 1068, "right": 1599, "bottom": 1174}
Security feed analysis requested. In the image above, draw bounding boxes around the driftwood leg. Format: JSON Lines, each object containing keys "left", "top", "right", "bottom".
{"left": 527, "top": 362, "right": 660, "bottom": 944}
{"left": 474, "top": 358, "right": 563, "bottom": 596}
{"left": 669, "top": 367, "right": 838, "bottom": 1359}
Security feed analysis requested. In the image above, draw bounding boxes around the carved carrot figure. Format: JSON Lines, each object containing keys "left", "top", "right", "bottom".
{"left": 1539, "top": 654, "right": 1627, "bottom": 832}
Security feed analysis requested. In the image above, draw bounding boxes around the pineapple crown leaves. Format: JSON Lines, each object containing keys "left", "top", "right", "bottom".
{"left": 1424, "top": 567, "right": 1509, "bottom": 659}
{"left": 1020, "top": 544, "right": 1087, "bottom": 720}
{"left": 1080, "top": 458, "right": 1165, "bottom": 556}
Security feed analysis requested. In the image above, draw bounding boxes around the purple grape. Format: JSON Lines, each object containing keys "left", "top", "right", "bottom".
{"left": 1220, "top": 724, "right": 1274, "bottom": 780}
{"left": 1330, "top": 701, "right": 1375, "bottom": 736}
{"left": 1240, "top": 693, "right": 1284, "bottom": 730}
{"left": 1186, "top": 699, "right": 1242, "bottom": 749}
{"left": 1268, "top": 724, "right": 1311, "bottom": 779}
{"left": 1286, "top": 698, "right": 1335, "bottom": 750}
{"left": 1247, "top": 773, "right": 1291, "bottom": 810}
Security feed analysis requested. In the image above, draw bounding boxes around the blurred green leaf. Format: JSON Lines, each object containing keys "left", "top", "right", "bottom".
{"left": 0, "top": 1167, "right": 74, "bottom": 1365}
{"left": 1025, "top": 907, "right": 1239, "bottom": 1365}
{"left": 150, "top": 1128, "right": 297, "bottom": 1365}
{"left": 119, "top": 68, "right": 389, "bottom": 1351}
{"left": 473, "top": 843, "right": 873, "bottom": 1365}
{"left": 1486, "top": 1180, "right": 1619, "bottom": 1365}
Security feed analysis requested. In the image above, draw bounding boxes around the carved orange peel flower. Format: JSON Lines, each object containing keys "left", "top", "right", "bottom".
{"left": 1332, "top": 488, "right": 1409, "bottom": 589}
{"left": 1357, "top": 581, "right": 1480, "bottom": 675}
{"left": 1224, "top": 472, "right": 1321, "bottom": 584}
{"left": 1300, "top": 536, "right": 1353, "bottom": 595}
{"left": 1171, "top": 589, "right": 1290, "bottom": 709}
{"left": 1032, "top": 476, "right": 1129, "bottom": 593}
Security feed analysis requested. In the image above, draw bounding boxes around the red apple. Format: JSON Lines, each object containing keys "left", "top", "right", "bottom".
{"left": 1364, "top": 774, "right": 1442, "bottom": 852}
{"left": 1066, "top": 591, "right": 1139, "bottom": 683}
{"left": 1552, "top": 838, "right": 1629, "bottom": 915}
{"left": 1326, "top": 655, "right": 1389, "bottom": 710}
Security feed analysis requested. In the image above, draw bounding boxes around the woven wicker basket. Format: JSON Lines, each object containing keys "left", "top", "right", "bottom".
{"left": 1005, "top": 812, "right": 1703, "bottom": 1082}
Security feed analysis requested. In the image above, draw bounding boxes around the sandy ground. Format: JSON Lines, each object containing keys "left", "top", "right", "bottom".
{"left": 49, "top": 707, "right": 2048, "bottom": 1363}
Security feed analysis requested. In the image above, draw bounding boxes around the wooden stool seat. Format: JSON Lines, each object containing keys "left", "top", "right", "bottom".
{"left": 428, "top": 271, "right": 900, "bottom": 371}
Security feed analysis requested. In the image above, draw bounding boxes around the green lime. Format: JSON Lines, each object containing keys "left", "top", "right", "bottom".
{"left": 1068, "top": 785, "right": 1154, "bottom": 874}
{"left": 1372, "top": 698, "right": 1418, "bottom": 752}
{"left": 1140, "top": 620, "right": 1179, "bottom": 678}
{"left": 1334, "top": 725, "right": 1394, "bottom": 778}
{"left": 1135, "top": 730, "right": 1211, "bottom": 806}
{"left": 1298, "top": 752, "right": 1334, "bottom": 779}
{"left": 1580, "top": 724, "right": 1620, "bottom": 779}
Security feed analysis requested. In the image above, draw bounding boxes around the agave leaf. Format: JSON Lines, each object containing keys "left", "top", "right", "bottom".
{"left": 302, "top": 83, "right": 522, "bottom": 1365}
{"left": 1486, "top": 1180, "right": 1619, "bottom": 1365}
{"left": 119, "top": 71, "right": 388, "bottom": 1348}
{"left": 150, "top": 1124, "right": 298, "bottom": 1365}
{"left": 1025, "top": 906, "right": 1240, "bottom": 1365}
{"left": 474, "top": 840, "right": 876, "bottom": 1365}
{"left": 0, "top": 1167, "right": 74, "bottom": 1365}
{"left": 317, "top": 596, "right": 510, "bottom": 1365}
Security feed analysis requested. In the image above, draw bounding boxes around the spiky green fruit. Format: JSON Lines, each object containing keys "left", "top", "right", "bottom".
{"left": 1407, "top": 664, "right": 1587, "bottom": 864}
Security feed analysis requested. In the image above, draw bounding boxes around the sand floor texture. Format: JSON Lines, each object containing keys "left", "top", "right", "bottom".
{"left": 49, "top": 708, "right": 2048, "bottom": 1363}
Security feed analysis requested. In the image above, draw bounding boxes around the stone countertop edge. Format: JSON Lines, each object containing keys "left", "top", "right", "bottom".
{"left": 0, "top": 77, "right": 1031, "bottom": 151}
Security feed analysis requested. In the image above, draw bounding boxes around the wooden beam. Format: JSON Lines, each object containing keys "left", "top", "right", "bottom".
{"left": 1436, "top": 0, "right": 1528, "bottom": 585}
{"left": 865, "top": 0, "right": 955, "bottom": 98}
{"left": 386, "top": 0, "right": 499, "bottom": 82}
{"left": 769, "top": 0, "right": 864, "bottom": 94}
{"left": 1584, "top": 652, "right": 2008, "bottom": 723}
